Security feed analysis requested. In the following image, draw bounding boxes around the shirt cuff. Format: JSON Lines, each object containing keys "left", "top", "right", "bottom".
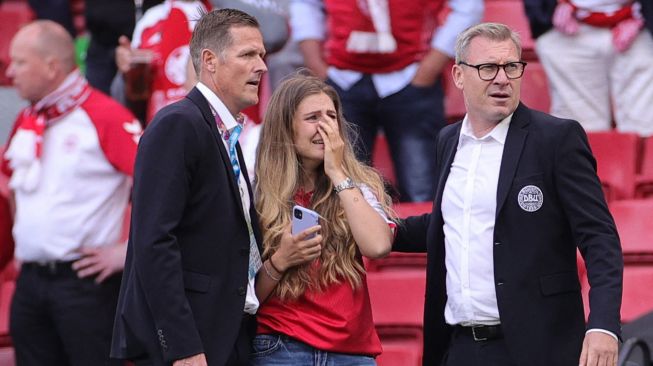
{"left": 586, "top": 328, "right": 618, "bottom": 342}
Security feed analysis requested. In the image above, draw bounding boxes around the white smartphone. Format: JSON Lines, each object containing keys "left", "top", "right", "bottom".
{"left": 291, "top": 205, "right": 320, "bottom": 238}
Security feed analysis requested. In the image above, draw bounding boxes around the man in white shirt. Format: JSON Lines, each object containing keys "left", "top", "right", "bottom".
{"left": 394, "top": 22, "right": 622, "bottom": 366}
{"left": 111, "top": 9, "right": 267, "bottom": 366}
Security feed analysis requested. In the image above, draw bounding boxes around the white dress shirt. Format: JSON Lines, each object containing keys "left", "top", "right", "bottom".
{"left": 289, "top": 0, "right": 483, "bottom": 97}
{"left": 196, "top": 82, "right": 260, "bottom": 314}
{"left": 441, "top": 114, "right": 511, "bottom": 326}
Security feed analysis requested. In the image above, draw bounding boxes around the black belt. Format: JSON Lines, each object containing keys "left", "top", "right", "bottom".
{"left": 455, "top": 324, "right": 504, "bottom": 341}
{"left": 22, "top": 260, "right": 77, "bottom": 277}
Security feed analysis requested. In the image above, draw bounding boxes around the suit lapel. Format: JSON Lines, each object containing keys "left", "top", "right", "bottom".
{"left": 186, "top": 88, "right": 246, "bottom": 217}
{"left": 495, "top": 103, "right": 530, "bottom": 218}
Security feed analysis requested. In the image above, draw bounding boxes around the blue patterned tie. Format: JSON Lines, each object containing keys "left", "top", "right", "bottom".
{"left": 225, "top": 124, "right": 242, "bottom": 184}
{"left": 215, "top": 113, "right": 243, "bottom": 185}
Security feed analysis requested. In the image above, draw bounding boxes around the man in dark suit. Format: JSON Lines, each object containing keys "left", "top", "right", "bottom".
{"left": 111, "top": 9, "right": 267, "bottom": 366}
{"left": 394, "top": 22, "right": 623, "bottom": 366}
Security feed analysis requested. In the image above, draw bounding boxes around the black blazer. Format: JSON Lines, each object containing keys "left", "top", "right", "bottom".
{"left": 523, "top": 0, "right": 653, "bottom": 38}
{"left": 395, "top": 104, "right": 623, "bottom": 366}
{"left": 111, "top": 88, "right": 263, "bottom": 366}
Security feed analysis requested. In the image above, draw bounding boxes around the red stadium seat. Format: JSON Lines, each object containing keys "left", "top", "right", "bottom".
{"left": 621, "top": 265, "right": 653, "bottom": 323}
{"left": 0, "top": 1, "right": 35, "bottom": 85}
{"left": 0, "top": 256, "right": 17, "bottom": 348}
{"left": 482, "top": 0, "right": 536, "bottom": 60}
{"left": 587, "top": 131, "right": 640, "bottom": 201}
{"left": 376, "top": 334, "right": 422, "bottom": 366}
{"left": 0, "top": 154, "right": 14, "bottom": 273}
{"left": 442, "top": 61, "right": 465, "bottom": 123}
{"left": 393, "top": 202, "right": 432, "bottom": 218}
{"left": 366, "top": 252, "right": 428, "bottom": 272}
{"left": 610, "top": 199, "right": 653, "bottom": 262}
{"left": 0, "top": 195, "right": 13, "bottom": 273}
{"left": 367, "top": 270, "right": 426, "bottom": 328}
{"left": 520, "top": 61, "right": 550, "bottom": 113}
{"left": 635, "top": 137, "right": 653, "bottom": 198}
{"left": 0, "top": 346, "right": 14, "bottom": 365}
{"left": 368, "top": 270, "right": 425, "bottom": 366}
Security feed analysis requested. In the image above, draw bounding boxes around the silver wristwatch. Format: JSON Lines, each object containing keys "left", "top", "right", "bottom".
{"left": 333, "top": 177, "right": 356, "bottom": 194}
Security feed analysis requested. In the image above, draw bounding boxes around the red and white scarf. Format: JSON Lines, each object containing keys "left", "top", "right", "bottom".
{"left": 4, "top": 69, "right": 91, "bottom": 192}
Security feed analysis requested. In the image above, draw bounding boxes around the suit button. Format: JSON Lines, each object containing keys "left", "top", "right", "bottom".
{"left": 238, "top": 286, "right": 246, "bottom": 296}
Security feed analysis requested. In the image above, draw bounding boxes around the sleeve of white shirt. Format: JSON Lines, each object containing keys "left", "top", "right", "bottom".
{"left": 586, "top": 328, "right": 619, "bottom": 342}
{"left": 431, "top": 0, "right": 484, "bottom": 57}
{"left": 290, "top": 0, "right": 326, "bottom": 42}
{"left": 359, "top": 184, "right": 395, "bottom": 228}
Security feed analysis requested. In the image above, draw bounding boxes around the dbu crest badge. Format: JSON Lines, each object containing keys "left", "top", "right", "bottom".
{"left": 517, "top": 185, "right": 544, "bottom": 212}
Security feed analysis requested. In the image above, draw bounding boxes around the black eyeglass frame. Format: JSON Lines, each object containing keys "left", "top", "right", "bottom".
{"left": 458, "top": 61, "right": 528, "bottom": 81}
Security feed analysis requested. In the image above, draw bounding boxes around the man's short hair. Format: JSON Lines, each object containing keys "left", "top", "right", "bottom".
{"left": 455, "top": 22, "right": 522, "bottom": 64}
{"left": 189, "top": 8, "right": 259, "bottom": 76}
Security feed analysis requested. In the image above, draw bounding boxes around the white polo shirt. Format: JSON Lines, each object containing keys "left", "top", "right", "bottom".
{"left": 4, "top": 90, "right": 140, "bottom": 263}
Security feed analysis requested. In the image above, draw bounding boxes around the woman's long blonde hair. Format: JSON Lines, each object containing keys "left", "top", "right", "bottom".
{"left": 255, "top": 74, "right": 394, "bottom": 300}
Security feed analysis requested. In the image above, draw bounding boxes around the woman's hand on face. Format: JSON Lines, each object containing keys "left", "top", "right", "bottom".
{"left": 317, "top": 118, "right": 347, "bottom": 184}
{"left": 273, "top": 225, "right": 323, "bottom": 271}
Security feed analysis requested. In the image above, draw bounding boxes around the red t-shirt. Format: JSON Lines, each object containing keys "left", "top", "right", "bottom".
{"left": 256, "top": 189, "right": 382, "bottom": 356}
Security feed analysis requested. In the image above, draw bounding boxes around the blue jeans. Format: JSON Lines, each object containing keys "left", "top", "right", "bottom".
{"left": 328, "top": 75, "right": 444, "bottom": 202}
{"left": 250, "top": 334, "right": 377, "bottom": 366}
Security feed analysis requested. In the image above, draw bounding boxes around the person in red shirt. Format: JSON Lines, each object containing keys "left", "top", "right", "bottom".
{"left": 252, "top": 74, "right": 395, "bottom": 365}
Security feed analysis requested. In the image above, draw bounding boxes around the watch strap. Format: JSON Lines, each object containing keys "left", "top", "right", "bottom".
{"left": 333, "top": 177, "right": 356, "bottom": 194}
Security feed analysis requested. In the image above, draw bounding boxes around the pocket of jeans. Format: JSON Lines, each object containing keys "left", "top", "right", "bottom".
{"left": 250, "top": 334, "right": 282, "bottom": 357}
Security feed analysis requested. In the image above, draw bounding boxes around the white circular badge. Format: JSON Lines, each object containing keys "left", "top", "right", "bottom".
{"left": 517, "top": 185, "right": 544, "bottom": 212}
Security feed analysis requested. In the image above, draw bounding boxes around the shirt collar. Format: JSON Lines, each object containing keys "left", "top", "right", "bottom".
{"left": 196, "top": 82, "right": 240, "bottom": 131}
{"left": 459, "top": 113, "right": 513, "bottom": 146}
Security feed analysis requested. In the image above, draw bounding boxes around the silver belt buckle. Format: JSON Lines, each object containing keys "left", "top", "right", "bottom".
{"left": 471, "top": 326, "right": 487, "bottom": 341}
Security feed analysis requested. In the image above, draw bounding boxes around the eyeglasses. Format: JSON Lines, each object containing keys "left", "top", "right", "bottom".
{"left": 458, "top": 61, "right": 527, "bottom": 81}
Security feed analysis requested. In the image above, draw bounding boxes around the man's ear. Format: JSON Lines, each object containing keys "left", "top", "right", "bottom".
{"left": 43, "top": 56, "right": 59, "bottom": 81}
{"left": 452, "top": 64, "right": 464, "bottom": 91}
{"left": 201, "top": 48, "right": 217, "bottom": 73}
